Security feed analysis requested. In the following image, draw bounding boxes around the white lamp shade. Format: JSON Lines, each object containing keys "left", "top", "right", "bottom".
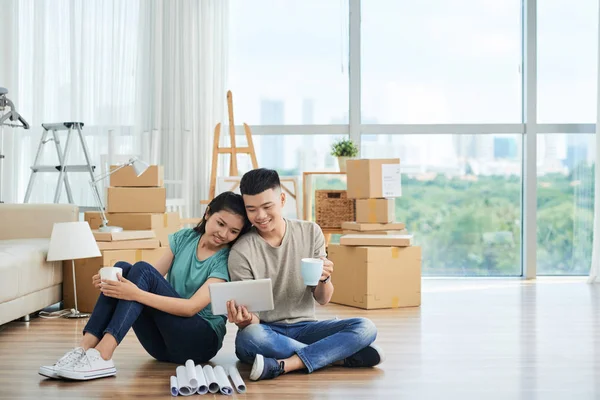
{"left": 46, "top": 221, "right": 101, "bottom": 261}
{"left": 131, "top": 158, "right": 150, "bottom": 177}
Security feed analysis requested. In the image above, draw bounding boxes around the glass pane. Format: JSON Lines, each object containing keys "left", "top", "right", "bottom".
{"left": 537, "top": 0, "right": 599, "bottom": 123}
{"left": 537, "top": 134, "right": 596, "bottom": 275}
{"left": 361, "top": 134, "right": 522, "bottom": 276}
{"left": 362, "top": 0, "right": 522, "bottom": 123}
{"left": 229, "top": 0, "right": 349, "bottom": 124}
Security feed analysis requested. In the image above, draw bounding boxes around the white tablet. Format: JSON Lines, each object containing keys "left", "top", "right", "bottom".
{"left": 209, "top": 278, "right": 274, "bottom": 316}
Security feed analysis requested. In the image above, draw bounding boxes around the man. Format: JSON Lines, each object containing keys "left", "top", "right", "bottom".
{"left": 227, "top": 168, "right": 384, "bottom": 381}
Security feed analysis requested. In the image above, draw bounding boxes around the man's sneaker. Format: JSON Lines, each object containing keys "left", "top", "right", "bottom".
{"left": 249, "top": 354, "right": 285, "bottom": 381}
{"left": 343, "top": 344, "right": 385, "bottom": 368}
{"left": 39, "top": 347, "right": 85, "bottom": 379}
{"left": 56, "top": 348, "right": 117, "bottom": 380}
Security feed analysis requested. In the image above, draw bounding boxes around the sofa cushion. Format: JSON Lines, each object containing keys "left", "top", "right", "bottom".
{"left": 0, "top": 239, "right": 62, "bottom": 304}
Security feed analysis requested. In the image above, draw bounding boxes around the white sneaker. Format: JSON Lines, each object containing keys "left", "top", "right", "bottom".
{"left": 39, "top": 347, "right": 85, "bottom": 379}
{"left": 56, "top": 348, "right": 117, "bottom": 380}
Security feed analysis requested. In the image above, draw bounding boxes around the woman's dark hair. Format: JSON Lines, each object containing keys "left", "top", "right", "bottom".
{"left": 194, "top": 191, "right": 251, "bottom": 243}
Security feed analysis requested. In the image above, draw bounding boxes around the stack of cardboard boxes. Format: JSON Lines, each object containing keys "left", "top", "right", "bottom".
{"left": 63, "top": 164, "right": 181, "bottom": 312}
{"left": 329, "top": 158, "right": 422, "bottom": 310}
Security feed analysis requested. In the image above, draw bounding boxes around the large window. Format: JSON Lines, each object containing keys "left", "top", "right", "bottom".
{"left": 361, "top": 0, "right": 522, "bottom": 123}
{"left": 361, "top": 134, "right": 522, "bottom": 276}
{"left": 229, "top": 0, "right": 349, "bottom": 125}
{"left": 537, "top": 134, "right": 596, "bottom": 275}
{"left": 537, "top": 0, "right": 598, "bottom": 123}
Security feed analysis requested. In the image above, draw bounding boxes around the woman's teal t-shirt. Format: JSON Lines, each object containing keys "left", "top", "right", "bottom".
{"left": 167, "top": 228, "right": 230, "bottom": 349}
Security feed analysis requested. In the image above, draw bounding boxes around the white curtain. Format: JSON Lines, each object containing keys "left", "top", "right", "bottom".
{"left": 588, "top": 3, "right": 600, "bottom": 282}
{"left": 136, "top": 0, "right": 229, "bottom": 218}
{"left": 4, "top": 0, "right": 140, "bottom": 206}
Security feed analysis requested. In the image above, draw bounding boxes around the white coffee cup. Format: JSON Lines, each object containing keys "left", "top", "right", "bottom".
{"left": 99, "top": 266, "right": 123, "bottom": 282}
{"left": 301, "top": 258, "right": 324, "bottom": 286}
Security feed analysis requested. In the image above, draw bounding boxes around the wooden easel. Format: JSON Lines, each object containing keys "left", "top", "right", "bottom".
{"left": 202, "top": 91, "right": 258, "bottom": 205}
{"left": 202, "top": 91, "right": 301, "bottom": 218}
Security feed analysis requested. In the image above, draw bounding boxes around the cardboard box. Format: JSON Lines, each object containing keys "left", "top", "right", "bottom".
{"left": 341, "top": 221, "right": 405, "bottom": 232}
{"left": 106, "top": 187, "right": 166, "bottom": 213}
{"left": 85, "top": 211, "right": 180, "bottom": 230}
{"left": 109, "top": 165, "right": 164, "bottom": 187}
{"left": 340, "top": 234, "right": 413, "bottom": 247}
{"left": 342, "top": 229, "right": 407, "bottom": 235}
{"left": 346, "top": 159, "right": 402, "bottom": 199}
{"left": 85, "top": 211, "right": 180, "bottom": 247}
{"left": 96, "top": 238, "right": 160, "bottom": 250}
{"left": 93, "top": 230, "right": 156, "bottom": 242}
{"left": 328, "top": 244, "right": 421, "bottom": 309}
{"left": 356, "top": 198, "right": 395, "bottom": 223}
{"left": 62, "top": 248, "right": 170, "bottom": 312}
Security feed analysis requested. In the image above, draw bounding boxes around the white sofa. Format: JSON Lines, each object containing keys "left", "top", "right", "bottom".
{"left": 0, "top": 203, "right": 78, "bottom": 325}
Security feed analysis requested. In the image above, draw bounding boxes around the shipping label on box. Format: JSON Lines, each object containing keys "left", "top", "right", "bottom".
{"left": 328, "top": 244, "right": 421, "bottom": 309}
{"left": 355, "top": 198, "right": 395, "bottom": 224}
{"left": 110, "top": 165, "right": 164, "bottom": 187}
{"left": 107, "top": 187, "right": 166, "bottom": 213}
{"left": 381, "top": 164, "right": 402, "bottom": 197}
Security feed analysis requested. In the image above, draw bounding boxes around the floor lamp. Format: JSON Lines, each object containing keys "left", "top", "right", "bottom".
{"left": 46, "top": 221, "right": 101, "bottom": 318}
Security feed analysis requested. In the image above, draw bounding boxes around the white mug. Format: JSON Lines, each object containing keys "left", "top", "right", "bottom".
{"left": 300, "top": 258, "right": 324, "bottom": 286}
{"left": 99, "top": 266, "right": 123, "bottom": 282}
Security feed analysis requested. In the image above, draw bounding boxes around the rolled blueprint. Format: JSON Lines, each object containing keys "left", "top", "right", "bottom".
{"left": 175, "top": 365, "right": 194, "bottom": 396}
{"left": 228, "top": 366, "right": 247, "bottom": 394}
{"left": 185, "top": 359, "right": 198, "bottom": 391}
{"left": 194, "top": 364, "right": 209, "bottom": 395}
{"left": 170, "top": 375, "right": 178, "bottom": 396}
{"left": 202, "top": 365, "right": 219, "bottom": 394}
{"left": 213, "top": 365, "right": 233, "bottom": 396}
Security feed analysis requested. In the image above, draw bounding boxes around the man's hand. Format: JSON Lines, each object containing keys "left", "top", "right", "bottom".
{"left": 92, "top": 273, "right": 101, "bottom": 290}
{"left": 320, "top": 257, "right": 334, "bottom": 282}
{"left": 227, "top": 300, "right": 253, "bottom": 328}
{"left": 100, "top": 274, "right": 141, "bottom": 301}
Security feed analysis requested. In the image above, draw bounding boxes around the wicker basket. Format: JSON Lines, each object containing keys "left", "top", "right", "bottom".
{"left": 315, "top": 190, "right": 356, "bottom": 229}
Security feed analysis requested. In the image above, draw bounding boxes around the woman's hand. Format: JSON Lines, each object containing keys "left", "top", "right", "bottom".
{"left": 92, "top": 274, "right": 102, "bottom": 290}
{"left": 100, "top": 274, "right": 141, "bottom": 301}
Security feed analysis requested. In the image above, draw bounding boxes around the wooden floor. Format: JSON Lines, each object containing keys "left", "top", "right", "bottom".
{"left": 1, "top": 278, "right": 598, "bottom": 399}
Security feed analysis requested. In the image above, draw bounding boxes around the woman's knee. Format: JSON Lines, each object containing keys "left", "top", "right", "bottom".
{"left": 113, "top": 261, "right": 133, "bottom": 276}
{"left": 126, "top": 261, "right": 154, "bottom": 282}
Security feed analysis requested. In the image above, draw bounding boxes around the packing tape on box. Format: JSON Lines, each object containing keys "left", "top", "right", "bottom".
{"left": 391, "top": 296, "right": 400, "bottom": 308}
{"left": 391, "top": 247, "right": 399, "bottom": 259}
{"left": 135, "top": 249, "right": 143, "bottom": 262}
{"left": 368, "top": 199, "right": 377, "bottom": 223}
{"left": 163, "top": 213, "right": 169, "bottom": 227}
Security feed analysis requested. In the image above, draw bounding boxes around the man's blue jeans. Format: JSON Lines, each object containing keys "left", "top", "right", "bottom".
{"left": 83, "top": 261, "right": 220, "bottom": 364}
{"left": 234, "top": 317, "right": 377, "bottom": 373}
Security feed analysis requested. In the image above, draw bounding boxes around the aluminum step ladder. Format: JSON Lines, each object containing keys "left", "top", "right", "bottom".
{"left": 24, "top": 122, "right": 97, "bottom": 204}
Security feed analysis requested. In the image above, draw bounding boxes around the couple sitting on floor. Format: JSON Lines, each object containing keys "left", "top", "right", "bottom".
{"left": 39, "top": 168, "right": 384, "bottom": 381}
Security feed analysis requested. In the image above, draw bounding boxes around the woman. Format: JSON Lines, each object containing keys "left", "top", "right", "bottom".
{"left": 39, "top": 191, "right": 251, "bottom": 381}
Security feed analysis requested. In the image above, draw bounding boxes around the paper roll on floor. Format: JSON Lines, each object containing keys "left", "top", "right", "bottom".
{"left": 175, "top": 365, "right": 193, "bottom": 396}
{"left": 185, "top": 359, "right": 198, "bottom": 391}
{"left": 228, "top": 366, "right": 247, "bottom": 394}
{"left": 202, "top": 365, "right": 219, "bottom": 394}
{"left": 194, "top": 364, "right": 209, "bottom": 394}
{"left": 213, "top": 365, "right": 233, "bottom": 395}
{"left": 170, "top": 376, "right": 178, "bottom": 397}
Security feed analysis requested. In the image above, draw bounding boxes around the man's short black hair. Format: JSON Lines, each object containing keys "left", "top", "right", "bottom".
{"left": 240, "top": 168, "right": 281, "bottom": 196}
